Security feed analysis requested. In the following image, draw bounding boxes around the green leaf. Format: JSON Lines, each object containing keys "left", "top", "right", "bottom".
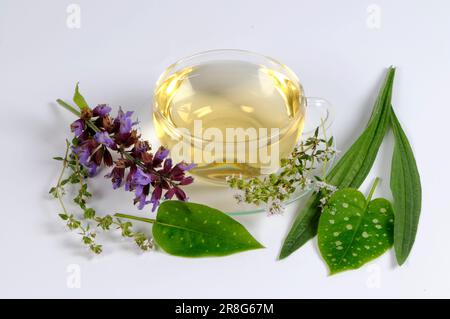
{"left": 390, "top": 110, "right": 421, "bottom": 265}
{"left": 326, "top": 67, "right": 395, "bottom": 188}
{"left": 53, "top": 157, "right": 64, "bottom": 161}
{"left": 73, "top": 82, "right": 89, "bottom": 110}
{"left": 49, "top": 187, "right": 58, "bottom": 198}
{"left": 279, "top": 67, "right": 396, "bottom": 259}
{"left": 56, "top": 99, "right": 82, "bottom": 117}
{"left": 318, "top": 188, "right": 394, "bottom": 274}
{"left": 152, "top": 201, "right": 264, "bottom": 257}
{"left": 83, "top": 208, "right": 96, "bottom": 219}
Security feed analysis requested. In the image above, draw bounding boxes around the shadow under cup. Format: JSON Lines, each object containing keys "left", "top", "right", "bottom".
{"left": 153, "top": 49, "right": 331, "bottom": 185}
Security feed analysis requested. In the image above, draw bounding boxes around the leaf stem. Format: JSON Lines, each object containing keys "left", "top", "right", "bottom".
{"left": 55, "top": 140, "right": 71, "bottom": 215}
{"left": 367, "top": 177, "right": 380, "bottom": 202}
{"left": 320, "top": 118, "right": 329, "bottom": 179}
{"left": 114, "top": 213, "right": 157, "bottom": 224}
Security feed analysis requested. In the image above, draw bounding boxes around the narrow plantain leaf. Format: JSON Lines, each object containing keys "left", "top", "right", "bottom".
{"left": 390, "top": 110, "right": 421, "bottom": 265}
{"left": 279, "top": 67, "right": 396, "bottom": 259}
{"left": 318, "top": 189, "right": 394, "bottom": 274}
{"left": 73, "top": 82, "right": 89, "bottom": 110}
{"left": 153, "top": 201, "right": 264, "bottom": 257}
{"left": 326, "top": 67, "right": 395, "bottom": 188}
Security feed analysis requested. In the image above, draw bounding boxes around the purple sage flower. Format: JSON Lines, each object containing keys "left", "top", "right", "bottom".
{"left": 67, "top": 100, "right": 195, "bottom": 212}
{"left": 92, "top": 104, "right": 112, "bottom": 117}
{"left": 133, "top": 168, "right": 153, "bottom": 185}
{"left": 86, "top": 162, "right": 97, "bottom": 177}
{"left": 115, "top": 108, "right": 136, "bottom": 135}
{"left": 150, "top": 186, "right": 163, "bottom": 212}
{"left": 105, "top": 167, "right": 125, "bottom": 189}
{"left": 134, "top": 184, "right": 150, "bottom": 210}
{"left": 153, "top": 146, "right": 170, "bottom": 167}
{"left": 70, "top": 119, "right": 85, "bottom": 137}
{"left": 94, "top": 131, "right": 116, "bottom": 149}
{"left": 72, "top": 145, "right": 91, "bottom": 166}
{"left": 174, "top": 187, "right": 187, "bottom": 201}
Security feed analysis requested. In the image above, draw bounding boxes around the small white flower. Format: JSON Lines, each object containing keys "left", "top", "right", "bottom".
{"left": 314, "top": 181, "right": 337, "bottom": 193}
{"left": 267, "top": 197, "right": 284, "bottom": 215}
{"left": 319, "top": 196, "right": 328, "bottom": 207}
{"left": 233, "top": 193, "right": 244, "bottom": 203}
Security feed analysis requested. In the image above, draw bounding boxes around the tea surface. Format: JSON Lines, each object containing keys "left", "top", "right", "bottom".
{"left": 154, "top": 61, "right": 305, "bottom": 183}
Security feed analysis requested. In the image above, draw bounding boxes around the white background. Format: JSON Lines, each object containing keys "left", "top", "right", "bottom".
{"left": 0, "top": 0, "right": 449, "bottom": 298}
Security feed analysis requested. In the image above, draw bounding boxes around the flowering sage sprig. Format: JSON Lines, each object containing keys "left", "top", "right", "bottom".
{"left": 57, "top": 83, "right": 195, "bottom": 212}
{"left": 227, "top": 126, "right": 337, "bottom": 214}
{"left": 50, "top": 83, "right": 195, "bottom": 254}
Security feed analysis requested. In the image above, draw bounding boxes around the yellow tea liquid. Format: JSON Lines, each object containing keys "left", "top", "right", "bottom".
{"left": 153, "top": 61, "right": 306, "bottom": 184}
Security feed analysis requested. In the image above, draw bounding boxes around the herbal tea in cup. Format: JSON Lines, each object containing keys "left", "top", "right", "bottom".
{"left": 153, "top": 50, "right": 330, "bottom": 184}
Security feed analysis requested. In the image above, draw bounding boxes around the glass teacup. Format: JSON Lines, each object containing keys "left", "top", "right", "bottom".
{"left": 153, "top": 49, "right": 331, "bottom": 185}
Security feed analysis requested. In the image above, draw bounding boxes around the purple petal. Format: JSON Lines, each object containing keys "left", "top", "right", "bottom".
{"left": 115, "top": 108, "right": 135, "bottom": 135}
{"left": 93, "top": 104, "right": 112, "bottom": 117}
{"left": 180, "top": 162, "right": 196, "bottom": 171}
{"left": 164, "top": 188, "right": 176, "bottom": 200}
{"left": 135, "top": 184, "right": 144, "bottom": 197}
{"left": 163, "top": 158, "right": 173, "bottom": 172}
{"left": 86, "top": 163, "right": 97, "bottom": 177}
{"left": 154, "top": 147, "right": 169, "bottom": 161}
{"left": 136, "top": 194, "right": 150, "bottom": 210}
{"left": 150, "top": 186, "right": 163, "bottom": 212}
{"left": 112, "top": 179, "right": 121, "bottom": 189}
{"left": 94, "top": 131, "right": 116, "bottom": 149}
{"left": 179, "top": 176, "right": 194, "bottom": 185}
{"left": 72, "top": 145, "right": 90, "bottom": 166}
{"left": 174, "top": 187, "right": 187, "bottom": 201}
{"left": 70, "top": 119, "right": 85, "bottom": 137}
{"left": 133, "top": 168, "right": 152, "bottom": 186}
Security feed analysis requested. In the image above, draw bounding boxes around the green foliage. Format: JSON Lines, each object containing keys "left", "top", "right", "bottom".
{"left": 280, "top": 67, "right": 396, "bottom": 260}
{"left": 153, "top": 201, "right": 263, "bottom": 257}
{"left": 73, "top": 82, "right": 89, "bottom": 110}
{"left": 318, "top": 181, "right": 394, "bottom": 274}
{"left": 116, "top": 201, "right": 264, "bottom": 258}
{"left": 390, "top": 111, "right": 422, "bottom": 265}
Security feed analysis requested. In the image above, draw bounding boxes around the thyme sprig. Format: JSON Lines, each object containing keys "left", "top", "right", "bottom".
{"left": 227, "top": 126, "right": 337, "bottom": 214}
{"left": 50, "top": 140, "right": 153, "bottom": 254}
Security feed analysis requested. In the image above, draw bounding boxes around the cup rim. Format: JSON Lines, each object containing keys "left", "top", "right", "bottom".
{"left": 153, "top": 49, "right": 306, "bottom": 144}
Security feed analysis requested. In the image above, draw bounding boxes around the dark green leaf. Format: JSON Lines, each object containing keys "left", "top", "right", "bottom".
{"left": 90, "top": 245, "right": 102, "bottom": 254}
{"left": 390, "top": 110, "right": 421, "bottom": 265}
{"left": 98, "top": 215, "right": 113, "bottom": 230}
{"left": 318, "top": 189, "right": 394, "bottom": 274}
{"left": 53, "top": 157, "right": 64, "bottom": 161}
{"left": 83, "top": 208, "right": 96, "bottom": 219}
{"left": 153, "top": 201, "right": 264, "bottom": 257}
{"left": 73, "top": 82, "right": 89, "bottom": 110}
{"left": 280, "top": 67, "right": 396, "bottom": 259}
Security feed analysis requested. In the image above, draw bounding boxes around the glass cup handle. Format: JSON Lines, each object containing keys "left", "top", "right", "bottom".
{"left": 303, "top": 97, "right": 334, "bottom": 135}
